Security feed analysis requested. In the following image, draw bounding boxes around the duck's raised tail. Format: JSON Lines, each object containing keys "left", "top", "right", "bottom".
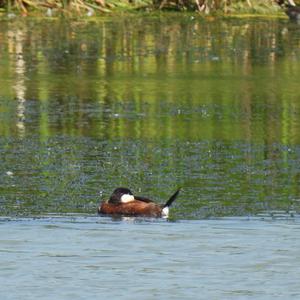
{"left": 163, "top": 188, "right": 181, "bottom": 208}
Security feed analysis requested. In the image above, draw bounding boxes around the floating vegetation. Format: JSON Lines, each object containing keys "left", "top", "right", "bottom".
{"left": 0, "top": 0, "right": 294, "bottom": 16}
{"left": 156, "top": 0, "right": 300, "bottom": 14}
{"left": 0, "top": 0, "right": 152, "bottom": 16}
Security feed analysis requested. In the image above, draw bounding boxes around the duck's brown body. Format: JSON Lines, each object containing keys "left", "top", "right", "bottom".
{"left": 98, "top": 187, "right": 180, "bottom": 218}
{"left": 99, "top": 200, "right": 163, "bottom": 217}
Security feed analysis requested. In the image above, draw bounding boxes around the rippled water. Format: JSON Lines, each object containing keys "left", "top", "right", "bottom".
{"left": 1, "top": 216, "right": 300, "bottom": 299}
{"left": 1, "top": 17, "right": 300, "bottom": 218}
{"left": 1, "top": 16, "right": 300, "bottom": 299}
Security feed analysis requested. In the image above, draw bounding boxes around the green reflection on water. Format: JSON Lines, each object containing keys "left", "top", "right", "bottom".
{"left": 1, "top": 16, "right": 300, "bottom": 218}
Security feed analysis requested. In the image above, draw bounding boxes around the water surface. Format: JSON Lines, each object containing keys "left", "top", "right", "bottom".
{"left": 1, "top": 16, "right": 300, "bottom": 218}
{"left": 1, "top": 15, "right": 300, "bottom": 299}
{"left": 1, "top": 216, "right": 300, "bottom": 299}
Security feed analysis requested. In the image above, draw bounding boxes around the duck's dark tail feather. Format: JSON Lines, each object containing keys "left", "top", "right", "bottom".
{"left": 163, "top": 188, "right": 181, "bottom": 208}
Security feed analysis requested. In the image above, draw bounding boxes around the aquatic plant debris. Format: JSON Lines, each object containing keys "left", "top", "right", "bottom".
{"left": 0, "top": 0, "right": 291, "bottom": 16}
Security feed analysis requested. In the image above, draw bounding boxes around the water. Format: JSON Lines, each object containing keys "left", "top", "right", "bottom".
{"left": 1, "top": 15, "right": 300, "bottom": 298}
{"left": 1, "top": 16, "right": 300, "bottom": 218}
{"left": 1, "top": 216, "right": 300, "bottom": 299}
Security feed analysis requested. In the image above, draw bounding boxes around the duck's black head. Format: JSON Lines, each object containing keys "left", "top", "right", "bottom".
{"left": 109, "top": 187, "right": 134, "bottom": 204}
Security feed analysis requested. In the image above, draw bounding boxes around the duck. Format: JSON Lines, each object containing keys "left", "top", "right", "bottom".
{"left": 98, "top": 187, "right": 181, "bottom": 218}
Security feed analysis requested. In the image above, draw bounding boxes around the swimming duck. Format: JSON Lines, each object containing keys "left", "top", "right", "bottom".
{"left": 98, "top": 187, "right": 181, "bottom": 218}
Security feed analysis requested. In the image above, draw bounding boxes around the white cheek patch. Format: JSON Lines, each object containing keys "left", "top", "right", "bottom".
{"left": 121, "top": 194, "right": 135, "bottom": 203}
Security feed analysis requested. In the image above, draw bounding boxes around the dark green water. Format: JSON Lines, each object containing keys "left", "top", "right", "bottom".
{"left": 1, "top": 16, "right": 300, "bottom": 218}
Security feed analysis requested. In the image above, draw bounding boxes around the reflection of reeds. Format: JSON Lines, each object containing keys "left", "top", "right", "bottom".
{"left": 7, "top": 28, "right": 27, "bottom": 137}
{"left": 1, "top": 19, "right": 300, "bottom": 145}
